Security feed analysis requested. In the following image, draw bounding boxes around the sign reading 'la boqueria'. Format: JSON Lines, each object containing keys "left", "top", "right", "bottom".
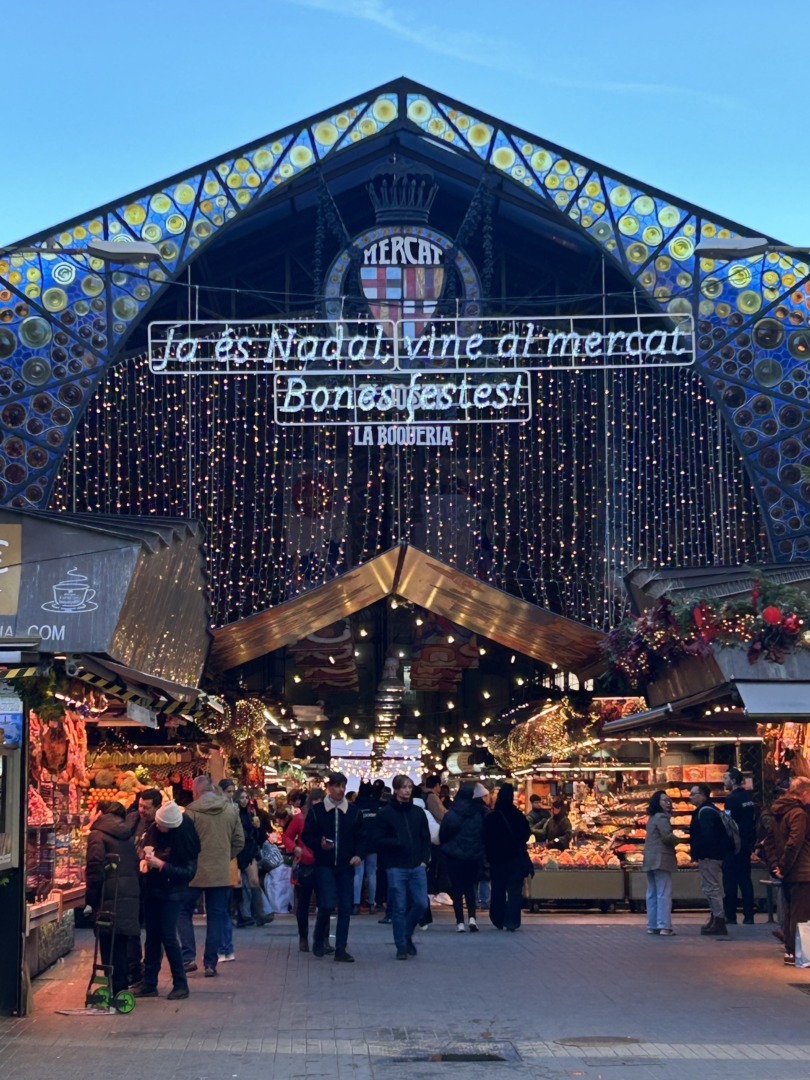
{"left": 148, "top": 313, "right": 694, "bottom": 426}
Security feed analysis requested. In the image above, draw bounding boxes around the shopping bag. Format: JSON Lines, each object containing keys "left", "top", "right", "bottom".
{"left": 795, "top": 923, "right": 810, "bottom": 967}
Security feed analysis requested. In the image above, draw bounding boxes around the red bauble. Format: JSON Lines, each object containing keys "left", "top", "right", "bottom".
{"left": 762, "top": 605, "right": 782, "bottom": 626}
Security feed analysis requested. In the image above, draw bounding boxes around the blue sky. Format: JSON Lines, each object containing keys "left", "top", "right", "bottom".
{"left": 3, "top": 0, "right": 806, "bottom": 246}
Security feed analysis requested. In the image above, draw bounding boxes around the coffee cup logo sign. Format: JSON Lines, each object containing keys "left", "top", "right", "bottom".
{"left": 42, "top": 568, "right": 98, "bottom": 613}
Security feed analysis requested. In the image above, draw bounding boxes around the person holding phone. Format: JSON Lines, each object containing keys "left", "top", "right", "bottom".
{"left": 302, "top": 772, "right": 364, "bottom": 962}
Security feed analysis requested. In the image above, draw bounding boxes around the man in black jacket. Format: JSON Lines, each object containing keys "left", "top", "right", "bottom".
{"left": 132, "top": 801, "right": 201, "bottom": 1000}
{"left": 690, "top": 783, "right": 731, "bottom": 936}
{"left": 375, "top": 775, "right": 431, "bottom": 960}
{"left": 301, "top": 772, "right": 363, "bottom": 962}
{"left": 722, "top": 769, "right": 758, "bottom": 925}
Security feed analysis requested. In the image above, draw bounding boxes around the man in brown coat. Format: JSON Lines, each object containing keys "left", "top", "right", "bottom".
{"left": 177, "top": 775, "right": 244, "bottom": 977}
{"left": 763, "top": 777, "right": 810, "bottom": 965}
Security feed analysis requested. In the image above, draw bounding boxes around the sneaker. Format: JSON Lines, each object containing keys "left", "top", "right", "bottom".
{"left": 218, "top": 952, "right": 235, "bottom": 962}
{"left": 658, "top": 929, "right": 676, "bottom": 936}
{"left": 785, "top": 953, "right": 796, "bottom": 966}
{"left": 468, "top": 918, "right": 479, "bottom": 933}
{"left": 435, "top": 893, "right": 453, "bottom": 906}
{"left": 132, "top": 985, "right": 159, "bottom": 997}
{"left": 334, "top": 951, "right": 355, "bottom": 963}
{"left": 417, "top": 923, "right": 430, "bottom": 931}
{"left": 167, "top": 986, "right": 189, "bottom": 1000}
{"left": 378, "top": 915, "right": 392, "bottom": 925}
{"left": 647, "top": 928, "right": 660, "bottom": 935}
{"left": 182, "top": 961, "right": 197, "bottom": 973}
{"left": 396, "top": 950, "right": 409, "bottom": 960}
{"left": 204, "top": 967, "right": 217, "bottom": 978}
{"left": 323, "top": 944, "right": 335, "bottom": 956}
{"left": 457, "top": 922, "right": 466, "bottom": 933}
{"left": 406, "top": 939, "right": 417, "bottom": 956}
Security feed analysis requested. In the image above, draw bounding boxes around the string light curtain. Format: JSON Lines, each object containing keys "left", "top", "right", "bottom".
{"left": 51, "top": 355, "right": 765, "bottom": 630}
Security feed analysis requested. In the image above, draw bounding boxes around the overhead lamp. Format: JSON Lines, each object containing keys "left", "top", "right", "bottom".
{"left": 693, "top": 236, "right": 810, "bottom": 260}
{"left": 482, "top": 690, "right": 491, "bottom": 699}
{"left": 293, "top": 674, "right": 302, "bottom": 684}
{"left": 359, "top": 628, "right": 368, "bottom": 637}
{"left": 2, "top": 238, "right": 163, "bottom": 264}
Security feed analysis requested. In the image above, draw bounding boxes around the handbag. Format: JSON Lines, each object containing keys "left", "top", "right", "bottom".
{"left": 260, "top": 840, "right": 284, "bottom": 872}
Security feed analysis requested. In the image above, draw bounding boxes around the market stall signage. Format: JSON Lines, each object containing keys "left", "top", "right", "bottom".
{"left": 0, "top": 685, "right": 22, "bottom": 747}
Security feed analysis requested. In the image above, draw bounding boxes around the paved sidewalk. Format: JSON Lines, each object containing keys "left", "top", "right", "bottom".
{"left": 1, "top": 911, "right": 809, "bottom": 1080}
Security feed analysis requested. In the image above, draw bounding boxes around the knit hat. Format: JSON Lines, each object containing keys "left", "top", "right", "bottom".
{"left": 472, "top": 783, "right": 488, "bottom": 799}
{"left": 155, "top": 801, "right": 183, "bottom": 828}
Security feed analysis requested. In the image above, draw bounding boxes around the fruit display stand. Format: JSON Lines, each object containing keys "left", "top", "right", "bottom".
{"left": 626, "top": 866, "right": 772, "bottom": 910}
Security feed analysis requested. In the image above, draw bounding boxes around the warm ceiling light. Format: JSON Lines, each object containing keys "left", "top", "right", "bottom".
{"left": 479, "top": 647, "right": 486, "bottom": 656}
{"left": 359, "top": 628, "right": 368, "bottom": 637}
{"left": 293, "top": 674, "right": 302, "bottom": 683}
{"left": 328, "top": 655, "right": 336, "bottom": 665}
{"left": 447, "top": 635, "right": 455, "bottom": 643}
{"left": 342, "top": 717, "right": 350, "bottom": 725}
{"left": 415, "top": 617, "right": 423, "bottom": 626}
{"left": 414, "top": 709, "right": 421, "bottom": 717}
{"left": 447, "top": 701, "right": 455, "bottom": 709}
{"left": 482, "top": 690, "right": 491, "bottom": 699}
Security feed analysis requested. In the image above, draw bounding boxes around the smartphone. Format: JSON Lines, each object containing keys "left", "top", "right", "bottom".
{"left": 323, "top": 838, "right": 335, "bottom": 847}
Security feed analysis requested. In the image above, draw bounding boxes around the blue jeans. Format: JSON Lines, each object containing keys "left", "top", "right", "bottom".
{"left": 645, "top": 870, "right": 673, "bottom": 930}
{"left": 354, "top": 853, "right": 378, "bottom": 906}
{"left": 314, "top": 864, "right": 355, "bottom": 953}
{"left": 220, "top": 897, "right": 234, "bottom": 956}
{"left": 177, "top": 885, "right": 230, "bottom": 971}
{"left": 387, "top": 866, "right": 429, "bottom": 951}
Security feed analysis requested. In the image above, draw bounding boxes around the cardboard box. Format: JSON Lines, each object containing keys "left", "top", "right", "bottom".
{"left": 683, "top": 765, "right": 706, "bottom": 783}
{"left": 704, "top": 764, "right": 727, "bottom": 783}
{"left": 666, "top": 766, "right": 684, "bottom": 782}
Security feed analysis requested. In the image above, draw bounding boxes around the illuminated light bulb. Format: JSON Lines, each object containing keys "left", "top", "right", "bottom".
{"left": 447, "top": 635, "right": 455, "bottom": 643}
{"left": 313, "top": 727, "right": 321, "bottom": 736}
{"left": 447, "top": 701, "right": 455, "bottom": 710}
{"left": 293, "top": 674, "right": 302, "bottom": 684}
{"left": 328, "top": 655, "right": 336, "bottom": 665}
{"left": 463, "top": 722, "right": 469, "bottom": 729}
{"left": 391, "top": 599, "right": 399, "bottom": 609}
{"left": 415, "top": 617, "right": 423, "bottom": 626}
{"left": 440, "top": 727, "right": 446, "bottom": 734}
{"left": 482, "top": 690, "right": 491, "bottom": 699}
{"left": 342, "top": 717, "right": 350, "bottom": 725}
{"left": 354, "top": 723, "right": 360, "bottom": 730}
{"left": 516, "top": 677, "right": 525, "bottom": 686}
{"left": 398, "top": 651, "right": 405, "bottom": 658}
{"left": 510, "top": 655, "right": 516, "bottom": 664}
{"left": 359, "top": 628, "right": 368, "bottom": 637}
{"left": 414, "top": 709, "right": 421, "bottom": 717}
{"left": 551, "top": 663, "right": 558, "bottom": 670}
{"left": 479, "top": 647, "right": 486, "bottom": 656}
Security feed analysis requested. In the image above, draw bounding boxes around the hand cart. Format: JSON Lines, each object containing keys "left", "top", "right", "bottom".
{"left": 83, "top": 853, "right": 136, "bottom": 1014}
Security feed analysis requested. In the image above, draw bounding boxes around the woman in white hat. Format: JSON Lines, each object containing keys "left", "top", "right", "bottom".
{"left": 132, "top": 801, "right": 201, "bottom": 1000}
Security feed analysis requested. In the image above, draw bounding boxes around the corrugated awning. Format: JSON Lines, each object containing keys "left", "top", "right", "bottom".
{"left": 73, "top": 655, "right": 223, "bottom": 717}
{"left": 736, "top": 681, "right": 810, "bottom": 718}
{"left": 210, "top": 543, "right": 607, "bottom": 677}
{"left": 601, "top": 705, "right": 672, "bottom": 734}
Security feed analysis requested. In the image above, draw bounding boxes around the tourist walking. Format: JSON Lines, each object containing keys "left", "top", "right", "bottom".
{"left": 722, "top": 768, "right": 758, "bottom": 925}
{"left": 132, "top": 801, "right": 200, "bottom": 1000}
{"left": 374, "top": 775, "right": 431, "bottom": 959}
{"left": 642, "top": 790, "right": 677, "bottom": 936}
{"left": 689, "top": 783, "right": 730, "bottom": 936}
{"left": 353, "top": 781, "right": 381, "bottom": 913}
{"left": 439, "top": 781, "right": 487, "bottom": 932}
{"left": 85, "top": 800, "right": 141, "bottom": 997}
{"left": 762, "top": 777, "right": 810, "bottom": 965}
{"left": 178, "top": 775, "right": 244, "bottom": 977}
{"left": 483, "top": 783, "right": 531, "bottom": 932}
{"left": 301, "top": 771, "right": 364, "bottom": 962}
{"left": 235, "top": 788, "right": 270, "bottom": 927}
{"left": 283, "top": 789, "right": 324, "bottom": 952}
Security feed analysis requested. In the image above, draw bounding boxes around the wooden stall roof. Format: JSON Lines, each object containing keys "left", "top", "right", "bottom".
{"left": 211, "top": 543, "right": 606, "bottom": 677}
{"left": 626, "top": 562, "right": 810, "bottom": 615}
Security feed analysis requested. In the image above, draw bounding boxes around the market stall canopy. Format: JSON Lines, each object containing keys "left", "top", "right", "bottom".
{"left": 735, "top": 681, "right": 810, "bottom": 719}
{"left": 0, "top": 509, "right": 210, "bottom": 686}
{"left": 210, "top": 543, "right": 606, "bottom": 677}
{"left": 625, "top": 563, "right": 810, "bottom": 615}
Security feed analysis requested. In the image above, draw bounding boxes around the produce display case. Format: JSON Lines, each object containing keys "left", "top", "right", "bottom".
{"left": 526, "top": 869, "right": 625, "bottom": 909}
{"left": 626, "top": 867, "right": 772, "bottom": 907}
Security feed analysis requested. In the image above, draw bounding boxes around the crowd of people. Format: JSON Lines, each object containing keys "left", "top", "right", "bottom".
{"left": 82, "top": 764, "right": 810, "bottom": 1001}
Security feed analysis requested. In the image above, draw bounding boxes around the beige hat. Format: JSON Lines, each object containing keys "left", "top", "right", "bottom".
{"left": 155, "top": 801, "right": 183, "bottom": 828}
{"left": 472, "top": 783, "right": 488, "bottom": 799}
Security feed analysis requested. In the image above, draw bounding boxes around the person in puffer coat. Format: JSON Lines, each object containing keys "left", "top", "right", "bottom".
{"left": 439, "top": 782, "right": 487, "bottom": 932}
{"left": 85, "top": 800, "right": 141, "bottom": 995}
{"left": 762, "top": 777, "right": 810, "bottom": 964}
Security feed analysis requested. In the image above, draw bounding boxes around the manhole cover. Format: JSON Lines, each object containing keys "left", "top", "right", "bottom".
{"left": 384, "top": 1041, "right": 520, "bottom": 1064}
{"left": 557, "top": 1036, "right": 641, "bottom": 1047}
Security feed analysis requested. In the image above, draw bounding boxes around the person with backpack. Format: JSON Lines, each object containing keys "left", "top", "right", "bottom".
{"left": 722, "top": 768, "right": 758, "bottom": 925}
{"left": 689, "top": 783, "right": 733, "bottom": 936}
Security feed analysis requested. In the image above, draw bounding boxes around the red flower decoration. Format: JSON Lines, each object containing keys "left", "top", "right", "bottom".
{"left": 783, "top": 613, "right": 801, "bottom": 634}
{"left": 762, "top": 605, "right": 782, "bottom": 626}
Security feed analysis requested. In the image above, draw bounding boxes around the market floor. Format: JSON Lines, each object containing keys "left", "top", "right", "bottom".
{"left": 2, "top": 911, "right": 810, "bottom": 1080}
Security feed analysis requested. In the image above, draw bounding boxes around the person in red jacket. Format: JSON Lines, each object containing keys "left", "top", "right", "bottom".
{"left": 283, "top": 789, "right": 324, "bottom": 952}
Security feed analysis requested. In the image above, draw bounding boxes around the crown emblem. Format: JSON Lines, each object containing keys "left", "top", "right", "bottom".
{"left": 367, "top": 156, "right": 439, "bottom": 225}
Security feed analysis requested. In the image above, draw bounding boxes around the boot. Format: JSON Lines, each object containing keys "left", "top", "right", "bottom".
{"left": 701, "top": 916, "right": 728, "bottom": 936}
{"left": 701, "top": 914, "right": 714, "bottom": 930}
{"left": 250, "top": 886, "right": 269, "bottom": 927}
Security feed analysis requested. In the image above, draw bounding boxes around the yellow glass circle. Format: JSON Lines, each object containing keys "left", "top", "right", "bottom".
{"left": 174, "top": 184, "right": 196, "bottom": 205}
{"left": 492, "top": 145, "right": 516, "bottom": 170}
{"left": 585, "top": 180, "right": 601, "bottom": 198}
{"left": 246, "top": 172, "right": 260, "bottom": 188}
{"left": 25, "top": 284, "right": 40, "bottom": 299}
{"left": 253, "top": 149, "right": 274, "bottom": 170}
{"left": 728, "top": 264, "right": 752, "bottom": 289}
{"left": 609, "top": 185, "right": 631, "bottom": 207}
{"left": 642, "top": 225, "right": 663, "bottom": 246}
{"left": 658, "top": 205, "right": 680, "bottom": 229}
{"left": 407, "top": 98, "right": 431, "bottom": 124}
{"left": 204, "top": 179, "right": 220, "bottom": 196}
{"left": 563, "top": 175, "right": 577, "bottom": 190}
{"left": 618, "top": 214, "right": 639, "bottom": 236}
{"left": 700, "top": 277, "right": 723, "bottom": 299}
{"left": 468, "top": 123, "right": 492, "bottom": 147}
{"left": 531, "top": 149, "right": 552, "bottom": 172}
{"left": 236, "top": 189, "right": 252, "bottom": 205}
{"left": 313, "top": 121, "right": 339, "bottom": 146}
{"left": 701, "top": 222, "right": 717, "bottom": 237}
{"left": 226, "top": 173, "right": 243, "bottom": 188}
{"left": 668, "top": 236, "right": 694, "bottom": 261}
{"left": 234, "top": 158, "right": 250, "bottom": 173}
{"left": 655, "top": 255, "right": 672, "bottom": 272}
{"left": 427, "top": 117, "right": 445, "bottom": 136}
{"left": 150, "top": 193, "right": 172, "bottom": 215}
{"left": 716, "top": 302, "right": 731, "bottom": 317}
{"left": 634, "top": 195, "right": 655, "bottom": 216}
{"left": 553, "top": 159, "right": 570, "bottom": 174}
{"left": 290, "top": 144, "right": 314, "bottom": 167}
{"left": 737, "top": 290, "right": 761, "bottom": 313}
{"left": 42, "top": 287, "right": 68, "bottom": 312}
{"left": 336, "top": 114, "right": 350, "bottom": 130}
{"left": 123, "top": 204, "right": 146, "bottom": 226}
{"left": 545, "top": 174, "right": 560, "bottom": 189}
{"left": 626, "top": 242, "right": 648, "bottom": 263}
{"left": 166, "top": 214, "right": 186, "bottom": 234}
{"left": 279, "top": 163, "right": 294, "bottom": 178}
{"left": 372, "top": 98, "right": 397, "bottom": 123}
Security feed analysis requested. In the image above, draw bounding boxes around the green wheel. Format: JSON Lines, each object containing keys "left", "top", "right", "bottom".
{"left": 87, "top": 987, "right": 111, "bottom": 1009}
{"left": 113, "top": 990, "right": 136, "bottom": 1014}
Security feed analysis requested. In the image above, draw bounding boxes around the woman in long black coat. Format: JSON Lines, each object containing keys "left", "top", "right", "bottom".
{"left": 483, "top": 783, "right": 531, "bottom": 931}
{"left": 439, "top": 782, "right": 488, "bottom": 931}
{"left": 85, "top": 800, "right": 141, "bottom": 994}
